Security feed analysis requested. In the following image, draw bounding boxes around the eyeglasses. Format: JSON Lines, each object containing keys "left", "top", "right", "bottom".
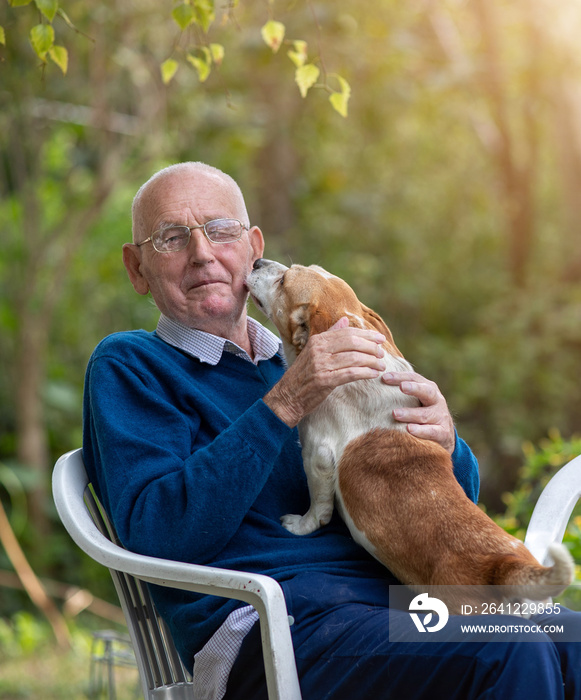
{"left": 135, "top": 218, "right": 249, "bottom": 253}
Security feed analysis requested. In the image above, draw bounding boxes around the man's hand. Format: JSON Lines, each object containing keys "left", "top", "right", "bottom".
{"left": 382, "top": 371, "right": 456, "bottom": 454}
{"left": 264, "top": 317, "right": 387, "bottom": 428}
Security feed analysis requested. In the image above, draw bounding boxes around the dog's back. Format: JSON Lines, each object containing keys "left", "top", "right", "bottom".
{"left": 336, "top": 426, "right": 573, "bottom": 611}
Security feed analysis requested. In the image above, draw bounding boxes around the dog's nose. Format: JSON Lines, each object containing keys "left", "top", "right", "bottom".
{"left": 253, "top": 258, "right": 266, "bottom": 270}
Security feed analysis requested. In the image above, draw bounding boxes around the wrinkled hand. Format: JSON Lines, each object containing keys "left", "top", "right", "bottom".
{"left": 265, "top": 317, "right": 387, "bottom": 428}
{"left": 382, "top": 371, "right": 456, "bottom": 454}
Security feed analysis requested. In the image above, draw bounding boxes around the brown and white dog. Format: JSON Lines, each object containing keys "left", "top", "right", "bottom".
{"left": 246, "top": 259, "right": 574, "bottom": 613}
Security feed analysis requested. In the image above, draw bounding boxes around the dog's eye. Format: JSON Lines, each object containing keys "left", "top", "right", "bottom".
{"left": 279, "top": 274, "right": 285, "bottom": 286}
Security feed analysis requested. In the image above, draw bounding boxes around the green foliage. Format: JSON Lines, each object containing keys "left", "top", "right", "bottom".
{"left": 295, "top": 63, "right": 320, "bottom": 98}
{"left": 494, "top": 431, "right": 581, "bottom": 550}
{"left": 261, "top": 19, "right": 285, "bottom": 52}
{"left": 0, "top": 611, "right": 56, "bottom": 656}
{"left": 2, "top": 0, "right": 349, "bottom": 113}
{"left": 29, "top": 22, "right": 54, "bottom": 58}
{"left": 0, "top": 613, "right": 138, "bottom": 699}
{"left": 492, "top": 432, "right": 581, "bottom": 608}
{"left": 328, "top": 74, "right": 351, "bottom": 117}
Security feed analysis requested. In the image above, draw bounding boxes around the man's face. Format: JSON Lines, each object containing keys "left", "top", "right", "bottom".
{"left": 124, "top": 169, "right": 264, "bottom": 334}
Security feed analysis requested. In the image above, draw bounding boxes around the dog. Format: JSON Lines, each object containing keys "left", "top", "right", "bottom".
{"left": 246, "top": 258, "right": 574, "bottom": 613}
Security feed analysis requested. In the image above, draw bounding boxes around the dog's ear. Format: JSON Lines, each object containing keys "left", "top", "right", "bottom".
{"left": 360, "top": 304, "right": 404, "bottom": 357}
{"left": 289, "top": 304, "right": 311, "bottom": 352}
{"left": 289, "top": 301, "right": 335, "bottom": 351}
{"left": 310, "top": 307, "right": 335, "bottom": 336}
{"left": 360, "top": 304, "right": 391, "bottom": 337}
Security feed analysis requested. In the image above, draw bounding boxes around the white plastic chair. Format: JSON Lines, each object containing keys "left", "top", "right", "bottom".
{"left": 53, "top": 448, "right": 581, "bottom": 700}
{"left": 52, "top": 448, "right": 302, "bottom": 700}
{"left": 524, "top": 452, "right": 581, "bottom": 564}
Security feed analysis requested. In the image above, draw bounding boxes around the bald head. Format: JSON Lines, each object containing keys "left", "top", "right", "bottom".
{"left": 131, "top": 162, "right": 250, "bottom": 244}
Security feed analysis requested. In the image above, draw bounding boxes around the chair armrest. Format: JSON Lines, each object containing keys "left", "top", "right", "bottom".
{"left": 524, "top": 454, "right": 581, "bottom": 565}
{"left": 52, "top": 450, "right": 302, "bottom": 700}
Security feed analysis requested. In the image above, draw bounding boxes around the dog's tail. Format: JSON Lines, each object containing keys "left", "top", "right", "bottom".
{"left": 498, "top": 543, "right": 574, "bottom": 599}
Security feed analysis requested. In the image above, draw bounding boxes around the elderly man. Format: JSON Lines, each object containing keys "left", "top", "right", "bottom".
{"left": 83, "top": 162, "right": 580, "bottom": 700}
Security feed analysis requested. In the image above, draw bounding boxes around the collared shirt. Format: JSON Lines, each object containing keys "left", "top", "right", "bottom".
{"left": 155, "top": 313, "right": 281, "bottom": 699}
{"left": 156, "top": 313, "right": 281, "bottom": 366}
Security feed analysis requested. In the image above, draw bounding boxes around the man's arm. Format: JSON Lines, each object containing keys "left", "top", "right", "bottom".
{"left": 83, "top": 350, "right": 295, "bottom": 563}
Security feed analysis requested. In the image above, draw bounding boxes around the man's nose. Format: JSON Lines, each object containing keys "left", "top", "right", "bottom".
{"left": 188, "top": 229, "right": 214, "bottom": 263}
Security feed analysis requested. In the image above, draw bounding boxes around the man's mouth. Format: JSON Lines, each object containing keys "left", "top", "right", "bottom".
{"left": 189, "top": 279, "right": 226, "bottom": 290}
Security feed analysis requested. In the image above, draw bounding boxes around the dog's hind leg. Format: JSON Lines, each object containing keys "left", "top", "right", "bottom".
{"left": 281, "top": 443, "right": 336, "bottom": 535}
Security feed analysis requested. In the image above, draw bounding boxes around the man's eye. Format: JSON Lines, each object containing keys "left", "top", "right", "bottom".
{"left": 164, "top": 229, "right": 188, "bottom": 243}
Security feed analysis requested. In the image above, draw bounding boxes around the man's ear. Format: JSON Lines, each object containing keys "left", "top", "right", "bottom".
{"left": 248, "top": 226, "right": 265, "bottom": 264}
{"left": 289, "top": 304, "right": 312, "bottom": 352}
{"left": 122, "top": 244, "right": 150, "bottom": 296}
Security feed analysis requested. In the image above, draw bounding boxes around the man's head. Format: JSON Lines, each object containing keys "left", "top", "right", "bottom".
{"left": 123, "top": 162, "right": 264, "bottom": 341}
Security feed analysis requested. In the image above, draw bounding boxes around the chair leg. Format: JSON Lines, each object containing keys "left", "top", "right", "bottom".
{"left": 89, "top": 630, "right": 138, "bottom": 699}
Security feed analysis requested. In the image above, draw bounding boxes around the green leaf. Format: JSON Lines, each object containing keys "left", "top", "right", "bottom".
{"left": 295, "top": 63, "right": 320, "bottom": 98}
{"left": 261, "top": 20, "right": 285, "bottom": 53}
{"left": 329, "top": 75, "right": 351, "bottom": 117}
{"left": 209, "top": 43, "right": 224, "bottom": 66}
{"left": 0, "top": 26, "right": 5, "bottom": 46}
{"left": 193, "top": 0, "right": 215, "bottom": 33}
{"left": 30, "top": 23, "right": 54, "bottom": 60}
{"left": 49, "top": 44, "right": 68, "bottom": 73}
{"left": 34, "top": 0, "right": 58, "bottom": 22}
{"left": 172, "top": 3, "right": 195, "bottom": 30}
{"left": 287, "top": 39, "right": 307, "bottom": 68}
{"left": 187, "top": 53, "right": 211, "bottom": 82}
{"left": 161, "top": 58, "right": 179, "bottom": 84}
{"left": 9, "top": 0, "right": 33, "bottom": 6}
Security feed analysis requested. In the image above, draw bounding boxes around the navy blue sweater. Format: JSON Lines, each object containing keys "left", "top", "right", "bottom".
{"left": 83, "top": 329, "right": 480, "bottom": 668}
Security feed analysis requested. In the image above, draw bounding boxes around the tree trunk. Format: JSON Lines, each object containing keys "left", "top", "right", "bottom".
{"left": 14, "top": 315, "right": 51, "bottom": 535}
{"left": 472, "top": 0, "right": 536, "bottom": 288}
{"left": 551, "top": 79, "right": 581, "bottom": 282}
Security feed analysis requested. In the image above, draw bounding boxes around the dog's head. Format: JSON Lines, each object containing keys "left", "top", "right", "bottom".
{"left": 246, "top": 259, "right": 402, "bottom": 360}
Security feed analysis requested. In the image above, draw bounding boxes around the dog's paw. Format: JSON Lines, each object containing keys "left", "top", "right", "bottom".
{"left": 281, "top": 513, "right": 319, "bottom": 536}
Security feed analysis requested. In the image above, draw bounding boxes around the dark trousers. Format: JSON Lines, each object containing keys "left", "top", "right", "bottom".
{"left": 224, "top": 573, "right": 581, "bottom": 700}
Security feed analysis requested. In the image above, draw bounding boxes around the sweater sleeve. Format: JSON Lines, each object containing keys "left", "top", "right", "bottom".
{"left": 451, "top": 429, "right": 480, "bottom": 503}
{"left": 83, "top": 352, "right": 295, "bottom": 564}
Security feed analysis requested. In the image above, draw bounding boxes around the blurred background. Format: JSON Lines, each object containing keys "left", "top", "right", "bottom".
{"left": 1, "top": 0, "right": 580, "bottom": 696}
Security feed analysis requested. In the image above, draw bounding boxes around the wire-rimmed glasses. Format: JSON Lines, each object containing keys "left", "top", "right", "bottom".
{"left": 135, "top": 218, "right": 249, "bottom": 253}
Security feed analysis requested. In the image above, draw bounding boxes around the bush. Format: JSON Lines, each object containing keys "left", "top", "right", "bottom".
{"left": 492, "top": 431, "right": 581, "bottom": 609}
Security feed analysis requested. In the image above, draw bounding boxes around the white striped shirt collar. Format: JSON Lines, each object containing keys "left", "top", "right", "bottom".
{"left": 155, "top": 313, "right": 281, "bottom": 366}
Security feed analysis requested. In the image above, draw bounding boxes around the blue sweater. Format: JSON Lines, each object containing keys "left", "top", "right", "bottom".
{"left": 83, "top": 329, "right": 480, "bottom": 668}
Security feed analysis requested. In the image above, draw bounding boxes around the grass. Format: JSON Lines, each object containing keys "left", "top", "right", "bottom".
{"left": 0, "top": 613, "right": 140, "bottom": 699}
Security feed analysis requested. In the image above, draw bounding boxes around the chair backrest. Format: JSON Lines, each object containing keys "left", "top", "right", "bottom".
{"left": 54, "top": 449, "right": 193, "bottom": 700}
